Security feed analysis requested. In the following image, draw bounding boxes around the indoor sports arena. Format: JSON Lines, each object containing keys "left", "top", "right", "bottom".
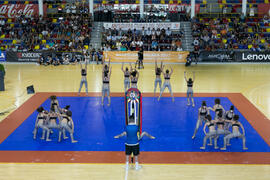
{"left": 0, "top": 0, "right": 270, "bottom": 179}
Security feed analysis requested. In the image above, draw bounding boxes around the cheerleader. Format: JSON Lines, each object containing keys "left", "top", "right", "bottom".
{"left": 184, "top": 71, "right": 195, "bottom": 107}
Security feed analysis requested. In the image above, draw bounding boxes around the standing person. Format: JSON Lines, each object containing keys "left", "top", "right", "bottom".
{"left": 221, "top": 115, "right": 248, "bottom": 150}
{"left": 78, "top": 61, "right": 88, "bottom": 96}
{"left": 192, "top": 101, "right": 210, "bottom": 139}
{"left": 136, "top": 48, "right": 144, "bottom": 69}
{"left": 154, "top": 60, "right": 163, "bottom": 96}
{"left": 101, "top": 65, "right": 112, "bottom": 106}
{"left": 121, "top": 63, "right": 131, "bottom": 92}
{"left": 58, "top": 110, "right": 78, "bottom": 143}
{"left": 114, "top": 114, "right": 155, "bottom": 170}
{"left": 158, "top": 66, "right": 174, "bottom": 102}
{"left": 184, "top": 71, "right": 195, "bottom": 106}
{"left": 200, "top": 115, "right": 216, "bottom": 149}
{"left": 130, "top": 64, "right": 139, "bottom": 89}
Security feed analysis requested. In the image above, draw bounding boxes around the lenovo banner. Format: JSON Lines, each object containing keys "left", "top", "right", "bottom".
{"left": 235, "top": 52, "right": 270, "bottom": 62}
{"left": 0, "top": 4, "right": 40, "bottom": 18}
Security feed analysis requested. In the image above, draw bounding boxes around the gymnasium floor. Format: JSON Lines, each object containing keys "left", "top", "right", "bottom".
{"left": 0, "top": 63, "right": 270, "bottom": 179}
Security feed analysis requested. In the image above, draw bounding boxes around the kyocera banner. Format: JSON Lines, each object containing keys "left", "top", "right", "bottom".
{"left": 0, "top": 4, "right": 40, "bottom": 18}
{"left": 199, "top": 51, "right": 234, "bottom": 62}
{"left": 235, "top": 52, "right": 270, "bottom": 62}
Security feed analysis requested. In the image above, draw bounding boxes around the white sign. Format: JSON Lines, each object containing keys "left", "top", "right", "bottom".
{"left": 103, "top": 23, "right": 181, "bottom": 30}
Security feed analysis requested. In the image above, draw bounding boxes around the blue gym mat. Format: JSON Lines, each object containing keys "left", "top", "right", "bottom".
{"left": 0, "top": 97, "right": 269, "bottom": 152}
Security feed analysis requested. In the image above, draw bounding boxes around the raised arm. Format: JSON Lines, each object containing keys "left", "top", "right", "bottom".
{"left": 121, "top": 62, "right": 124, "bottom": 73}
{"left": 193, "top": 72, "right": 195, "bottom": 82}
{"left": 137, "top": 70, "right": 139, "bottom": 79}
{"left": 155, "top": 60, "right": 157, "bottom": 70}
{"left": 109, "top": 66, "right": 112, "bottom": 78}
{"left": 114, "top": 131, "right": 127, "bottom": 138}
{"left": 161, "top": 61, "right": 164, "bottom": 70}
{"left": 170, "top": 66, "right": 173, "bottom": 76}
{"left": 85, "top": 59, "right": 87, "bottom": 70}
{"left": 80, "top": 62, "right": 83, "bottom": 70}
{"left": 130, "top": 63, "right": 133, "bottom": 71}
{"left": 108, "top": 57, "right": 111, "bottom": 68}
{"left": 184, "top": 71, "right": 188, "bottom": 82}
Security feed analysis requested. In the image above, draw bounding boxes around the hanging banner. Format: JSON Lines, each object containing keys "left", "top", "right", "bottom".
{"left": 103, "top": 51, "right": 189, "bottom": 63}
{"left": 104, "top": 22, "right": 181, "bottom": 30}
{"left": 168, "top": 4, "right": 200, "bottom": 14}
{"left": 0, "top": 4, "right": 40, "bottom": 18}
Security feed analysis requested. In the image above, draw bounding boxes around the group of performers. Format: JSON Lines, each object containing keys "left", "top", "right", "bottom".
{"left": 32, "top": 60, "right": 248, "bottom": 172}
{"left": 33, "top": 95, "right": 77, "bottom": 143}
{"left": 192, "top": 98, "right": 248, "bottom": 150}
{"left": 77, "top": 59, "right": 198, "bottom": 106}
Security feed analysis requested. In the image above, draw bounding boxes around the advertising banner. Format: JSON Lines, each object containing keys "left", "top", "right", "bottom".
{"left": 6, "top": 51, "right": 84, "bottom": 62}
{"left": 234, "top": 51, "right": 270, "bottom": 62}
{"left": 0, "top": 51, "right": 6, "bottom": 62}
{"left": 0, "top": 4, "right": 40, "bottom": 18}
{"left": 103, "top": 22, "right": 181, "bottom": 30}
{"left": 103, "top": 51, "right": 189, "bottom": 63}
{"left": 199, "top": 51, "right": 234, "bottom": 62}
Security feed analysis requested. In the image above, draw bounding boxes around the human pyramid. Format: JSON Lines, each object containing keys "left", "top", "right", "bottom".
{"left": 33, "top": 95, "right": 78, "bottom": 143}
{"left": 193, "top": 98, "right": 248, "bottom": 150}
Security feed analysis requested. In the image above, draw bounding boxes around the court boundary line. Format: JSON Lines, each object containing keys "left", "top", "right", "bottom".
{"left": 0, "top": 92, "right": 269, "bottom": 164}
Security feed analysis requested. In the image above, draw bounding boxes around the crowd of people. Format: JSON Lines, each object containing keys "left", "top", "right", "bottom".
{"left": 38, "top": 47, "right": 104, "bottom": 66}
{"left": 102, "top": 27, "right": 184, "bottom": 51}
{"left": 0, "top": 13, "right": 92, "bottom": 52}
{"left": 191, "top": 15, "right": 270, "bottom": 51}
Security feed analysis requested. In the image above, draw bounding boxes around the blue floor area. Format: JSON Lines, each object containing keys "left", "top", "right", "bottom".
{"left": 0, "top": 96, "right": 269, "bottom": 152}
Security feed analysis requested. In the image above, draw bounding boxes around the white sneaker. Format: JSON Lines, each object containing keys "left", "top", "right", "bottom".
{"left": 125, "top": 163, "right": 129, "bottom": 170}
{"left": 135, "top": 164, "right": 142, "bottom": 170}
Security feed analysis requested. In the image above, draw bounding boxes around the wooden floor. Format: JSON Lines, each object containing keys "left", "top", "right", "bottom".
{"left": 0, "top": 63, "right": 270, "bottom": 179}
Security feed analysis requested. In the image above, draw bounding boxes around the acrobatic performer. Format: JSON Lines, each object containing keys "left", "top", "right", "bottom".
{"left": 50, "top": 95, "right": 60, "bottom": 113}
{"left": 209, "top": 98, "right": 225, "bottom": 119}
{"left": 154, "top": 60, "right": 163, "bottom": 96}
{"left": 58, "top": 109, "right": 78, "bottom": 143}
{"left": 78, "top": 60, "right": 88, "bottom": 96}
{"left": 221, "top": 115, "right": 248, "bottom": 150}
{"left": 46, "top": 107, "right": 61, "bottom": 141}
{"left": 200, "top": 115, "right": 216, "bottom": 149}
{"left": 184, "top": 71, "right": 195, "bottom": 107}
{"left": 130, "top": 64, "right": 139, "bottom": 89}
{"left": 114, "top": 88, "right": 155, "bottom": 170}
{"left": 158, "top": 66, "right": 174, "bottom": 102}
{"left": 102, "top": 65, "right": 112, "bottom": 106}
{"left": 213, "top": 111, "right": 231, "bottom": 149}
{"left": 33, "top": 107, "right": 50, "bottom": 140}
{"left": 121, "top": 62, "right": 131, "bottom": 92}
{"left": 224, "top": 105, "right": 235, "bottom": 130}
{"left": 192, "top": 101, "right": 210, "bottom": 139}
